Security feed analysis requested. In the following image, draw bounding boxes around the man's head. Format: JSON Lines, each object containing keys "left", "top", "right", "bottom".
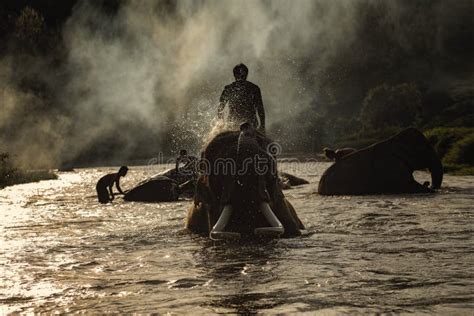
{"left": 233, "top": 63, "right": 248, "bottom": 80}
{"left": 179, "top": 149, "right": 188, "bottom": 157}
{"left": 323, "top": 148, "right": 336, "bottom": 160}
{"left": 118, "top": 166, "right": 128, "bottom": 177}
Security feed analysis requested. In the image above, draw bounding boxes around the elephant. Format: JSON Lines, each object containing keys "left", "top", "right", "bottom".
{"left": 324, "top": 147, "right": 356, "bottom": 162}
{"left": 279, "top": 172, "right": 309, "bottom": 188}
{"left": 156, "top": 161, "right": 199, "bottom": 197}
{"left": 318, "top": 128, "right": 443, "bottom": 195}
{"left": 124, "top": 175, "right": 193, "bottom": 202}
{"left": 185, "top": 123, "right": 305, "bottom": 240}
{"left": 123, "top": 160, "right": 198, "bottom": 202}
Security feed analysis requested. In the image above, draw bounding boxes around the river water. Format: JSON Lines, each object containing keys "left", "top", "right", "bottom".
{"left": 1, "top": 163, "right": 473, "bottom": 314}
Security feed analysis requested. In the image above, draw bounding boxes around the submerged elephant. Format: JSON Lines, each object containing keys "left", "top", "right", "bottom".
{"left": 185, "top": 123, "right": 305, "bottom": 240}
{"left": 279, "top": 172, "right": 309, "bottom": 187}
{"left": 123, "top": 175, "right": 195, "bottom": 202}
{"left": 156, "top": 162, "right": 198, "bottom": 197}
{"left": 123, "top": 159, "right": 198, "bottom": 202}
{"left": 318, "top": 128, "right": 443, "bottom": 195}
{"left": 324, "top": 147, "right": 356, "bottom": 162}
{"left": 124, "top": 175, "right": 181, "bottom": 202}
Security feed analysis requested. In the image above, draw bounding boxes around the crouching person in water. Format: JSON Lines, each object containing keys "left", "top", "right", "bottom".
{"left": 175, "top": 149, "right": 198, "bottom": 173}
{"left": 174, "top": 149, "right": 199, "bottom": 185}
{"left": 96, "top": 166, "right": 128, "bottom": 204}
{"left": 324, "top": 148, "right": 356, "bottom": 163}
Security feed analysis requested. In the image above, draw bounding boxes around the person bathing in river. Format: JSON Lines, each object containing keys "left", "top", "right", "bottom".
{"left": 217, "top": 63, "right": 266, "bottom": 133}
{"left": 96, "top": 166, "right": 128, "bottom": 204}
{"left": 175, "top": 149, "right": 198, "bottom": 173}
{"left": 324, "top": 148, "right": 356, "bottom": 163}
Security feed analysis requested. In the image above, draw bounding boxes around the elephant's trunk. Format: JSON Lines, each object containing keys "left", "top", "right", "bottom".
{"left": 237, "top": 122, "right": 259, "bottom": 159}
{"left": 236, "top": 123, "right": 270, "bottom": 201}
{"left": 429, "top": 151, "right": 443, "bottom": 189}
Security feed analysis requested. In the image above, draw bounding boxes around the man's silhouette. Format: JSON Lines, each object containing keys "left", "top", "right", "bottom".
{"left": 218, "top": 63, "right": 265, "bottom": 132}
{"left": 175, "top": 149, "right": 198, "bottom": 173}
{"left": 96, "top": 166, "right": 128, "bottom": 204}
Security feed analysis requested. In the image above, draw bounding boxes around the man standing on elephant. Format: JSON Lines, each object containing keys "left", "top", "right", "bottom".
{"left": 217, "top": 63, "right": 265, "bottom": 132}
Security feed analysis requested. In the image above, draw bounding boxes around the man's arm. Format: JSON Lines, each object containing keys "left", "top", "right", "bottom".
{"left": 256, "top": 87, "right": 265, "bottom": 131}
{"left": 108, "top": 184, "right": 115, "bottom": 200}
{"left": 217, "top": 87, "right": 228, "bottom": 120}
{"left": 175, "top": 157, "right": 180, "bottom": 172}
{"left": 115, "top": 177, "right": 124, "bottom": 195}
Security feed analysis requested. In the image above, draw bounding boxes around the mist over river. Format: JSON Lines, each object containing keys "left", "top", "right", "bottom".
{"left": 1, "top": 163, "right": 473, "bottom": 314}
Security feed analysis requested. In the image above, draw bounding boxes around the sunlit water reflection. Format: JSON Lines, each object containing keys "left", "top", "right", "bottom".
{"left": 1, "top": 163, "right": 473, "bottom": 314}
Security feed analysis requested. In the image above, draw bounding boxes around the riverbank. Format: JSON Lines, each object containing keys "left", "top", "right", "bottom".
{"left": 0, "top": 169, "right": 58, "bottom": 189}
{"left": 425, "top": 127, "right": 474, "bottom": 175}
{"left": 0, "top": 153, "right": 57, "bottom": 189}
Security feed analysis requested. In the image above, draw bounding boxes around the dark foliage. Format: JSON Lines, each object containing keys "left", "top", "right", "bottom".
{"left": 0, "top": 0, "right": 472, "bottom": 166}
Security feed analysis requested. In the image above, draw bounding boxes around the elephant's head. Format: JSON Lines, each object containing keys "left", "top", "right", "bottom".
{"left": 186, "top": 123, "right": 304, "bottom": 240}
{"left": 391, "top": 128, "right": 443, "bottom": 190}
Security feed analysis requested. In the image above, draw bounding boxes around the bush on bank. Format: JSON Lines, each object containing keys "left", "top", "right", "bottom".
{"left": 424, "top": 128, "right": 474, "bottom": 175}
{"left": 0, "top": 153, "right": 57, "bottom": 189}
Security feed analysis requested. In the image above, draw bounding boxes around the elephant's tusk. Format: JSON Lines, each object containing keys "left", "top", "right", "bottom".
{"left": 255, "top": 202, "right": 285, "bottom": 237}
{"left": 210, "top": 204, "right": 241, "bottom": 240}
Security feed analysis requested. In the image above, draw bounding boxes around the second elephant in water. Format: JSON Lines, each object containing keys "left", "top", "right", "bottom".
{"left": 318, "top": 128, "right": 443, "bottom": 195}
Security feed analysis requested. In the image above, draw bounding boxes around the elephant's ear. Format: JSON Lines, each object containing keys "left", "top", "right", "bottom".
{"left": 263, "top": 171, "right": 302, "bottom": 235}
{"left": 194, "top": 175, "right": 213, "bottom": 206}
{"left": 392, "top": 128, "right": 440, "bottom": 170}
{"left": 185, "top": 203, "right": 210, "bottom": 234}
{"left": 391, "top": 141, "right": 418, "bottom": 170}
{"left": 285, "top": 199, "right": 305, "bottom": 230}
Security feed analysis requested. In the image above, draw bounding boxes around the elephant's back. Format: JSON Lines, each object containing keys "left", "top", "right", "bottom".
{"left": 124, "top": 176, "right": 179, "bottom": 202}
{"left": 318, "top": 150, "right": 375, "bottom": 195}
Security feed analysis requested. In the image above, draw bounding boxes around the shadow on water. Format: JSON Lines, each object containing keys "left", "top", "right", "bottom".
{"left": 192, "top": 239, "right": 286, "bottom": 314}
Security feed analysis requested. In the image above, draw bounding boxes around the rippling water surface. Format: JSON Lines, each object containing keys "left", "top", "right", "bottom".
{"left": 1, "top": 163, "right": 473, "bottom": 314}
